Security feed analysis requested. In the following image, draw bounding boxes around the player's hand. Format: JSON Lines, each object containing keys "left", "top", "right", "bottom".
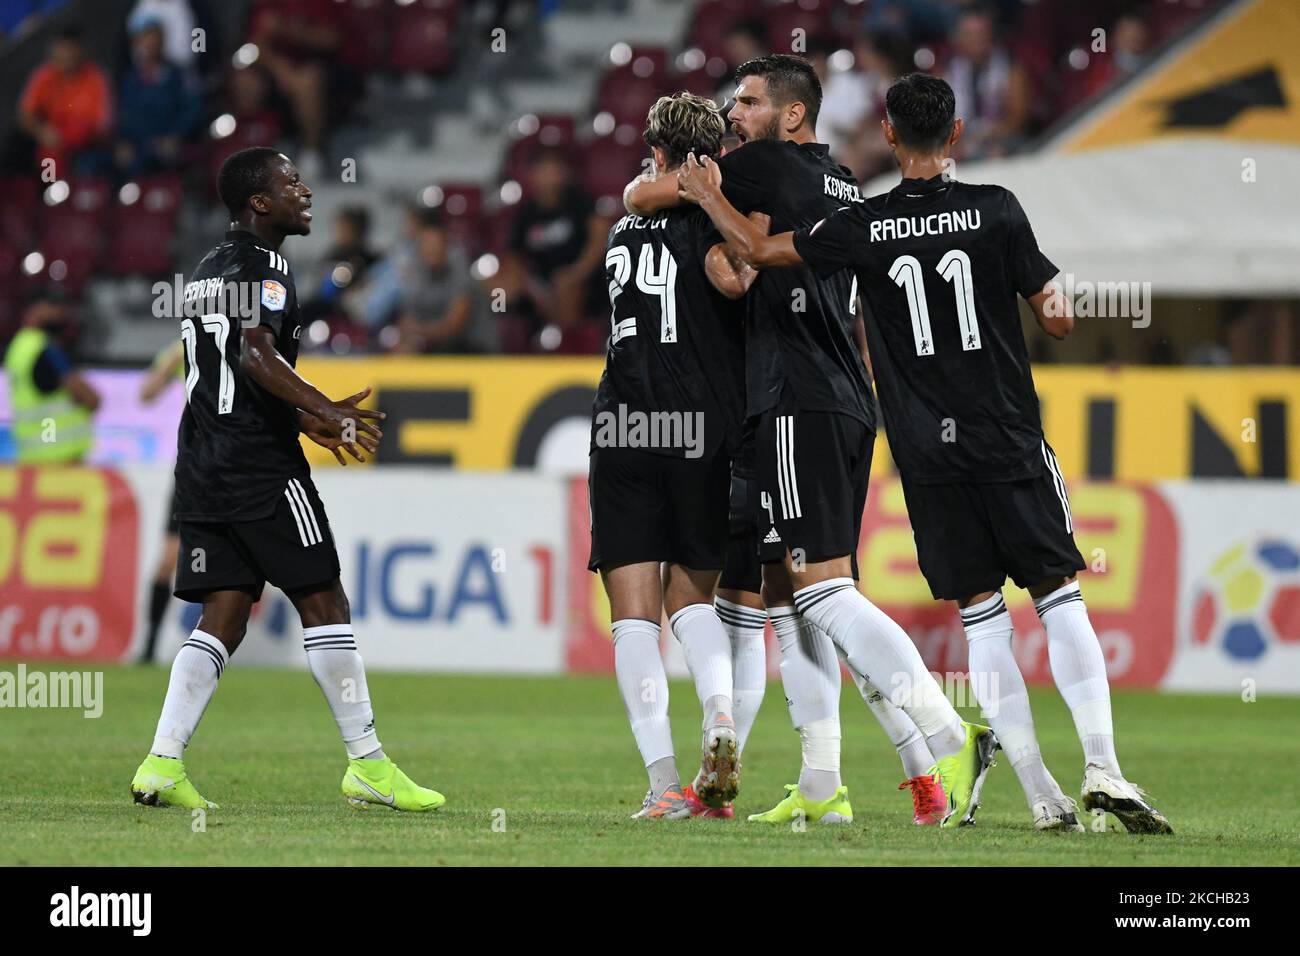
{"left": 313, "top": 387, "right": 385, "bottom": 451}
{"left": 301, "top": 390, "right": 381, "bottom": 465}
{"left": 678, "top": 152, "right": 721, "bottom": 204}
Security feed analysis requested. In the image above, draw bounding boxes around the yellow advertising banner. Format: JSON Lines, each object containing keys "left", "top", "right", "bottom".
{"left": 296, "top": 358, "right": 1300, "bottom": 481}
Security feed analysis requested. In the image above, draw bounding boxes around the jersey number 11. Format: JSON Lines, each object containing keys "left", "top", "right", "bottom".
{"left": 888, "top": 250, "right": 981, "bottom": 356}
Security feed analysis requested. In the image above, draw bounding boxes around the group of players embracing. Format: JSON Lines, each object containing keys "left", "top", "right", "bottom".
{"left": 589, "top": 56, "right": 1171, "bottom": 834}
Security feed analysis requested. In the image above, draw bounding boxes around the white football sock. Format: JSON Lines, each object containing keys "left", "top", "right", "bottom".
{"left": 1035, "top": 581, "right": 1121, "bottom": 777}
{"left": 961, "top": 593, "right": 1058, "bottom": 805}
{"left": 151, "top": 629, "right": 229, "bottom": 758}
{"left": 612, "top": 618, "right": 676, "bottom": 781}
{"left": 843, "top": 649, "right": 935, "bottom": 779}
{"left": 795, "top": 578, "right": 965, "bottom": 760}
{"left": 769, "top": 605, "right": 840, "bottom": 801}
{"left": 714, "top": 597, "right": 766, "bottom": 754}
{"left": 304, "top": 625, "right": 382, "bottom": 760}
{"left": 670, "top": 603, "right": 734, "bottom": 728}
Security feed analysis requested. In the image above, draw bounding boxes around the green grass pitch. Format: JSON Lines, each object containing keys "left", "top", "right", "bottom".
{"left": 2, "top": 665, "right": 1296, "bottom": 866}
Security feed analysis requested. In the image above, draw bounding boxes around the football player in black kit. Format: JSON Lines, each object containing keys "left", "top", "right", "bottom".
{"left": 631, "top": 56, "right": 991, "bottom": 828}
{"left": 591, "top": 92, "right": 771, "bottom": 820}
{"left": 130, "top": 147, "right": 445, "bottom": 813}
{"left": 679, "top": 73, "right": 1171, "bottom": 834}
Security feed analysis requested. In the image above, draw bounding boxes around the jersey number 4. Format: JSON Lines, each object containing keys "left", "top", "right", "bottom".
{"left": 181, "top": 314, "right": 235, "bottom": 414}
{"left": 606, "top": 244, "right": 678, "bottom": 344}
{"left": 888, "top": 250, "right": 981, "bottom": 356}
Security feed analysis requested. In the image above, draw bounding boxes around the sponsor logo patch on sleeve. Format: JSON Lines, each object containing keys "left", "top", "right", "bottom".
{"left": 260, "top": 279, "right": 287, "bottom": 311}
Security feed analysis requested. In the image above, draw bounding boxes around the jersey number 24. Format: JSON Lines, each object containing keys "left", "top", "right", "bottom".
{"left": 606, "top": 244, "right": 678, "bottom": 345}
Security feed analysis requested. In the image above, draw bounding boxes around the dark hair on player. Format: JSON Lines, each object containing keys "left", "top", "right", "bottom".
{"left": 644, "top": 91, "right": 725, "bottom": 167}
{"left": 217, "top": 146, "right": 283, "bottom": 218}
{"left": 734, "top": 54, "right": 822, "bottom": 128}
{"left": 884, "top": 73, "right": 956, "bottom": 151}
{"left": 54, "top": 25, "right": 84, "bottom": 44}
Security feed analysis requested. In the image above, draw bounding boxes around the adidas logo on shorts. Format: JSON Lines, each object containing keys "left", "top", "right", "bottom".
{"left": 763, "top": 527, "right": 782, "bottom": 544}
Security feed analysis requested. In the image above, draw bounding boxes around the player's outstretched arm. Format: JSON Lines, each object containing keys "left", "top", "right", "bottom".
{"left": 1027, "top": 281, "right": 1073, "bottom": 339}
{"left": 678, "top": 153, "right": 801, "bottom": 269}
{"left": 240, "top": 325, "right": 385, "bottom": 443}
{"left": 624, "top": 170, "right": 682, "bottom": 215}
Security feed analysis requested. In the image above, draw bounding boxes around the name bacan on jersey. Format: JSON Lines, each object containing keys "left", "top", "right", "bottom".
{"left": 587, "top": 206, "right": 745, "bottom": 574}
{"left": 793, "top": 174, "right": 1084, "bottom": 599}
{"left": 171, "top": 229, "right": 340, "bottom": 602}
{"left": 707, "top": 137, "right": 875, "bottom": 569}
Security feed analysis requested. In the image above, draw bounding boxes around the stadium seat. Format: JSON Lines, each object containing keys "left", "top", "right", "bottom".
{"left": 593, "top": 47, "right": 670, "bottom": 127}
{"left": 503, "top": 114, "right": 577, "bottom": 184}
{"left": 763, "top": 0, "right": 832, "bottom": 55}
{"left": 37, "top": 177, "right": 111, "bottom": 293}
{"left": 0, "top": 176, "right": 38, "bottom": 248}
{"left": 388, "top": 0, "right": 458, "bottom": 75}
{"left": 108, "top": 175, "right": 181, "bottom": 278}
{"left": 581, "top": 134, "right": 649, "bottom": 205}
{"left": 684, "top": 0, "right": 762, "bottom": 60}
{"left": 334, "top": 0, "right": 391, "bottom": 75}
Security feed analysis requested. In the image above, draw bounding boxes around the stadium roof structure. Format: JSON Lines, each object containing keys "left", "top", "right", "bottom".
{"left": 866, "top": 0, "right": 1300, "bottom": 296}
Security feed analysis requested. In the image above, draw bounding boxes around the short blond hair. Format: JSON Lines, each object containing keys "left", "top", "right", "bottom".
{"left": 644, "top": 92, "right": 725, "bottom": 168}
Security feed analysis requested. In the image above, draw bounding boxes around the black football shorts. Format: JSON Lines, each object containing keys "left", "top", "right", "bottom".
{"left": 174, "top": 475, "right": 341, "bottom": 602}
{"left": 900, "top": 444, "right": 1086, "bottom": 601}
{"left": 588, "top": 445, "right": 731, "bottom": 572}
{"left": 754, "top": 395, "right": 874, "bottom": 567}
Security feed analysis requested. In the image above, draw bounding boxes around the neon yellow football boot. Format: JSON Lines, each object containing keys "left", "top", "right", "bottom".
{"left": 747, "top": 784, "right": 853, "bottom": 824}
{"left": 932, "top": 721, "right": 999, "bottom": 828}
{"left": 130, "top": 754, "right": 217, "bottom": 810}
{"left": 341, "top": 756, "right": 445, "bottom": 812}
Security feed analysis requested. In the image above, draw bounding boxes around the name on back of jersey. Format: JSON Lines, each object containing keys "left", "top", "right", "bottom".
{"left": 870, "top": 208, "right": 982, "bottom": 243}
{"left": 824, "top": 175, "right": 862, "bottom": 204}
{"left": 164, "top": 275, "right": 260, "bottom": 324}
{"left": 612, "top": 211, "right": 667, "bottom": 234}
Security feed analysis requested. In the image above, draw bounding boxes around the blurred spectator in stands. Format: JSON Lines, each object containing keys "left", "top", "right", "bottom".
{"left": 128, "top": 0, "right": 198, "bottom": 72}
{"left": 3, "top": 289, "right": 100, "bottom": 465}
{"left": 723, "top": 18, "right": 767, "bottom": 72}
{"left": 503, "top": 147, "right": 607, "bottom": 336}
{"left": 1083, "top": 13, "right": 1150, "bottom": 100}
{"left": 223, "top": 63, "right": 282, "bottom": 146}
{"left": 303, "top": 206, "right": 377, "bottom": 335}
{"left": 114, "top": 14, "right": 201, "bottom": 179}
{"left": 18, "top": 26, "right": 112, "bottom": 175}
{"left": 361, "top": 204, "right": 421, "bottom": 335}
{"left": 943, "top": 6, "right": 1029, "bottom": 160}
{"left": 820, "top": 29, "right": 912, "bottom": 181}
{"left": 246, "top": 0, "right": 346, "bottom": 178}
{"left": 379, "top": 209, "right": 498, "bottom": 354}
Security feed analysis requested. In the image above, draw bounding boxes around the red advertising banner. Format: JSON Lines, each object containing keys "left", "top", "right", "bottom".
{"left": 0, "top": 467, "right": 139, "bottom": 661}
{"left": 565, "top": 476, "right": 1179, "bottom": 687}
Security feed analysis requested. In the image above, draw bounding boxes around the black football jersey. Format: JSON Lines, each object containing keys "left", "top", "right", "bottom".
{"left": 705, "top": 138, "right": 875, "bottom": 429}
{"left": 592, "top": 207, "right": 746, "bottom": 460}
{"left": 173, "top": 229, "right": 309, "bottom": 521}
{"left": 794, "top": 174, "right": 1059, "bottom": 483}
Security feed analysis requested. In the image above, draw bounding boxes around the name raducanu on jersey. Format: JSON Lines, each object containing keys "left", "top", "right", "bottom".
{"left": 870, "top": 208, "right": 982, "bottom": 243}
